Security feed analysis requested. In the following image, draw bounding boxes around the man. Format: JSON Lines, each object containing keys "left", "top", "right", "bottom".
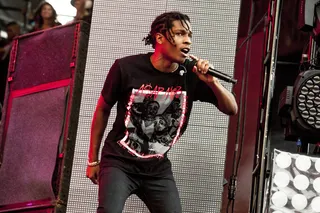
{"left": 0, "top": 22, "right": 20, "bottom": 60}
{"left": 86, "top": 11, "right": 238, "bottom": 213}
{"left": 71, "top": 0, "right": 93, "bottom": 24}
{"left": 0, "top": 22, "right": 21, "bottom": 117}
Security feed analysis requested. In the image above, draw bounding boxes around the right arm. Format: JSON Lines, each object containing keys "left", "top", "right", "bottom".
{"left": 86, "top": 95, "right": 112, "bottom": 184}
{"left": 89, "top": 95, "right": 112, "bottom": 163}
{"left": 86, "top": 59, "right": 122, "bottom": 184}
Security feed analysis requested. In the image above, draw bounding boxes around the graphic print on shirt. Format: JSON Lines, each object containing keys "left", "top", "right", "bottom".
{"left": 118, "top": 85, "right": 187, "bottom": 159}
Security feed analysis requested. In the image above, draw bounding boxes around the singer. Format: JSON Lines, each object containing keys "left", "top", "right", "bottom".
{"left": 86, "top": 11, "right": 238, "bottom": 213}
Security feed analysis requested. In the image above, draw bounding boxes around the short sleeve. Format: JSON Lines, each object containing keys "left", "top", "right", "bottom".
{"left": 194, "top": 80, "right": 218, "bottom": 105}
{"left": 184, "top": 59, "right": 217, "bottom": 105}
{"left": 101, "top": 59, "right": 122, "bottom": 107}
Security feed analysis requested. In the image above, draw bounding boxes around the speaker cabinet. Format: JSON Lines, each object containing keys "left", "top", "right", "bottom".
{"left": 0, "top": 21, "right": 89, "bottom": 213}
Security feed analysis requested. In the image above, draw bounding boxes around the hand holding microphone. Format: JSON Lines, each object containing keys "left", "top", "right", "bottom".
{"left": 187, "top": 55, "right": 237, "bottom": 84}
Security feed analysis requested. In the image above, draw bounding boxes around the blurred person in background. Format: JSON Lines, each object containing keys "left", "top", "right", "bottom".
{"left": 0, "top": 22, "right": 21, "bottom": 118}
{"left": 31, "top": 1, "right": 61, "bottom": 32}
{"left": 71, "top": 0, "right": 93, "bottom": 24}
{"left": 0, "top": 22, "right": 20, "bottom": 60}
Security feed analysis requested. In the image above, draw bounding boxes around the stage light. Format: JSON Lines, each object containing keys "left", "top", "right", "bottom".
{"left": 316, "top": 159, "right": 320, "bottom": 172}
{"left": 291, "top": 194, "right": 307, "bottom": 211}
{"left": 273, "top": 171, "right": 290, "bottom": 188}
{"left": 275, "top": 152, "right": 292, "bottom": 168}
{"left": 291, "top": 69, "right": 320, "bottom": 137}
{"left": 314, "top": 177, "right": 320, "bottom": 193}
{"left": 293, "top": 174, "right": 309, "bottom": 190}
{"left": 268, "top": 149, "right": 320, "bottom": 213}
{"left": 295, "top": 155, "right": 311, "bottom": 171}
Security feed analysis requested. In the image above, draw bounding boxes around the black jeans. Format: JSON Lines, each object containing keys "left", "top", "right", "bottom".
{"left": 97, "top": 167, "right": 182, "bottom": 213}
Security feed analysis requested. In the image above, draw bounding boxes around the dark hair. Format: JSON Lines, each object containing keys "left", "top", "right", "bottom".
{"left": 143, "top": 11, "right": 190, "bottom": 48}
{"left": 33, "top": 1, "right": 58, "bottom": 29}
{"left": 6, "top": 21, "right": 19, "bottom": 28}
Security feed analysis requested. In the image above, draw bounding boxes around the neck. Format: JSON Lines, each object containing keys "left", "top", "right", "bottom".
{"left": 76, "top": 9, "right": 86, "bottom": 20}
{"left": 150, "top": 52, "right": 178, "bottom": 73}
{"left": 42, "top": 19, "right": 53, "bottom": 28}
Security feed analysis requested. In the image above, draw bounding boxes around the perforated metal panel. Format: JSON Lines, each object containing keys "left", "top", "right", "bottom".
{"left": 67, "top": 0, "right": 240, "bottom": 212}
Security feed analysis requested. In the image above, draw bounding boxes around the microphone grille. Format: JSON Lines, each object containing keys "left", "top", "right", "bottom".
{"left": 184, "top": 58, "right": 197, "bottom": 72}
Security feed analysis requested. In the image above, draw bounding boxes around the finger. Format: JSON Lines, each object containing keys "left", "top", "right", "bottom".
{"left": 95, "top": 171, "right": 99, "bottom": 184}
{"left": 199, "top": 60, "right": 205, "bottom": 72}
{"left": 192, "top": 66, "right": 198, "bottom": 74}
{"left": 189, "top": 54, "right": 198, "bottom": 61}
{"left": 202, "top": 62, "right": 210, "bottom": 74}
{"left": 90, "top": 177, "right": 98, "bottom": 184}
{"left": 86, "top": 170, "right": 98, "bottom": 184}
{"left": 92, "top": 178, "right": 98, "bottom": 185}
{"left": 195, "top": 59, "right": 202, "bottom": 72}
{"left": 197, "top": 60, "right": 207, "bottom": 74}
{"left": 93, "top": 168, "right": 100, "bottom": 184}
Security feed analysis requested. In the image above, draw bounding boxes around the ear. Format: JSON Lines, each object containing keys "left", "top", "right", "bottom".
{"left": 155, "top": 33, "right": 164, "bottom": 45}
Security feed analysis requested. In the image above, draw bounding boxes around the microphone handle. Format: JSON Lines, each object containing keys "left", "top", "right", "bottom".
{"left": 207, "top": 68, "right": 237, "bottom": 84}
{"left": 186, "top": 59, "right": 237, "bottom": 84}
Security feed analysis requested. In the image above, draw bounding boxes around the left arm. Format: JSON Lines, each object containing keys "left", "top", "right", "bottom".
{"left": 190, "top": 55, "right": 238, "bottom": 115}
{"left": 205, "top": 79, "right": 238, "bottom": 115}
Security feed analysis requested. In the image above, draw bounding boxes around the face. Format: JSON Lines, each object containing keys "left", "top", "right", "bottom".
{"left": 173, "top": 108, "right": 182, "bottom": 119}
{"left": 146, "top": 102, "right": 159, "bottom": 117}
{"left": 6, "top": 25, "right": 20, "bottom": 41}
{"left": 41, "top": 4, "right": 54, "bottom": 19}
{"left": 157, "top": 20, "right": 192, "bottom": 63}
{"left": 74, "top": 0, "right": 86, "bottom": 10}
{"left": 172, "top": 99, "right": 180, "bottom": 109}
{"left": 155, "top": 116, "right": 167, "bottom": 132}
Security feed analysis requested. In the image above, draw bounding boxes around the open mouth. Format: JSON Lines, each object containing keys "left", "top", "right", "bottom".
{"left": 180, "top": 48, "right": 190, "bottom": 55}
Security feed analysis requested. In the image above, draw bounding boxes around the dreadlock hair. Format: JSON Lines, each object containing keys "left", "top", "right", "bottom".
{"left": 143, "top": 11, "right": 190, "bottom": 49}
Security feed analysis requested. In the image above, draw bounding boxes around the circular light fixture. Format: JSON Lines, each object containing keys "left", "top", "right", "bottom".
{"left": 316, "top": 159, "right": 320, "bottom": 173}
{"left": 295, "top": 155, "right": 311, "bottom": 171}
{"left": 311, "top": 197, "right": 320, "bottom": 212}
{"left": 275, "top": 152, "right": 292, "bottom": 169}
{"left": 274, "top": 171, "right": 290, "bottom": 188}
{"left": 271, "top": 191, "right": 288, "bottom": 208}
{"left": 293, "top": 174, "right": 309, "bottom": 190}
{"left": 313, "top": 177, "right": 320, "bottom": 193}
{"left": 291, "top": 194, "right": 308, "bottom": 211}
{"left": 292, "top": 69, "right": 320, "bottom": 136}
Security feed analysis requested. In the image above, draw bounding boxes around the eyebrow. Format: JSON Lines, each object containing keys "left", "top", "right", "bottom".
{"left": 173, "top": 29, "right": 193, "bottom": 36}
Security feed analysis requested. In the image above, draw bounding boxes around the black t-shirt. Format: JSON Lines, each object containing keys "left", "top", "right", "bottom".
{"left": 100, "top": 52, "right": 217, "bottom": 176}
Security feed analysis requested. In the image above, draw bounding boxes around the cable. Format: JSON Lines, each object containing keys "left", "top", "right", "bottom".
{"left": 236, "top": 11, "right": 268, "bottom": 53}
{"left": 235, "top": 28, "right": 252, "bottom": 176}
{"left": 227, "top": 1, "right": 258, "bottom": 212}
{"left": 226, "top": 199, "right": 231, "bottom": 213}
{"left": 299, "top": 56, "right": 320, "bottom": 72}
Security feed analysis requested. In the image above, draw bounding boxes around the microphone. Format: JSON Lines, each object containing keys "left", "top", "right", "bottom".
{"left": 185, "top": 59, "right": 237, "bottom": 84}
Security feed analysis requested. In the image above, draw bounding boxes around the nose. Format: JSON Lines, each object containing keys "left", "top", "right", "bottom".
{"left": 184, "top": 36, "right": 192, "bottom": 45}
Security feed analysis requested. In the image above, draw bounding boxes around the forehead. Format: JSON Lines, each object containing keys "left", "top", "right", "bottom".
{"left": 171, "top": 20, "right": 192, "bottom": 32}
{"left": 7, "top": 25, "right": 18, "bottom": 30}
{"left": 43, "top": 4, "right": 52, "bottom": 9}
